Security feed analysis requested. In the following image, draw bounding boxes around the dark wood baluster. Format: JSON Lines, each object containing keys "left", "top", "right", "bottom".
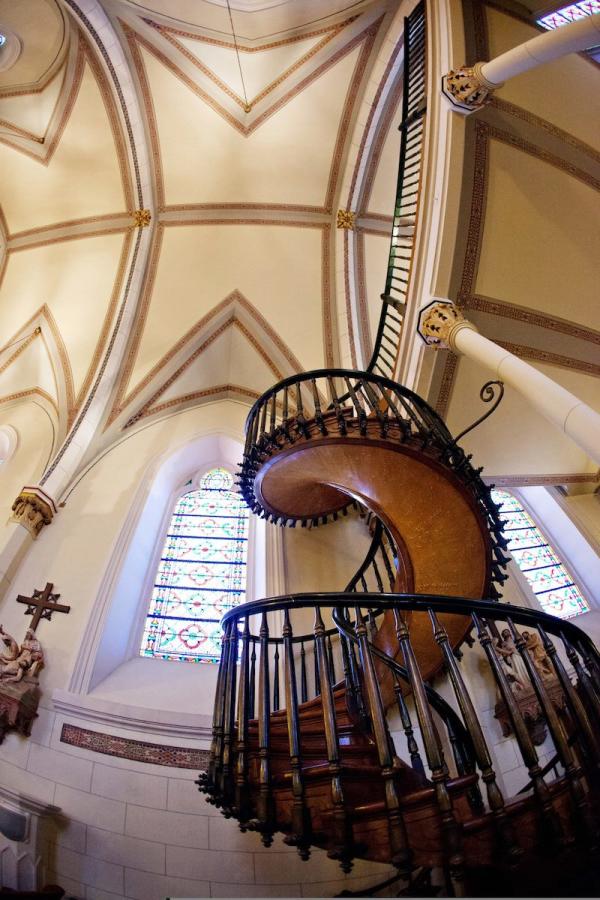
{"left": 300, "top": 641, "right": 308, "bottom": 703}
{"left": 282, "top": 610, "right": 311, "bottom": 858}
{"left": 380, "top": 542, "right": 396, "bottom": 588}
{"left": 356, "top": 607, "right": 412, "bottom": 873}
{"left": 362, "top": 381, "right": 388, "bottom": 435}
{"left": 472, "top": 614, "right": 564, "bottom": 848}
{"left": 235, "top": 618, "right": 251, "bottom": 823}
{"left": 393, "top": 677, "right": 425, "bottom": 776}
{"left": 206, "top": 622, "right": 230, "bottom": 796}
{"left": 311, "top": 378, "right": 327, "bottom": 434}
{"left": 327, "top": 633, "right": 337, "bottom": 685}
{"left": 273, "top": 643, "right": 280, "bottom": 712}
{"left": 372, "top": 558, "right": 384, "bottom": 593}
{"left": 327, "top": 375, "right": 348, "bottom": 435}
{"left": 249, "top": 638, "right": 257, "bottom": 721}
{"left": 212, "top": 622, "right": 234, "bottom": 804}
{"left": 257, "top": 613, "right": 274, "bottom": 846}
{"left": 220, "top": 623, "right": 239, "bottom": 811}
{"left": 269, "top": 393, "right": 277, "bottom": 436}
{"left": 313, "top": 637, "right": 321, "bottom": 697}
{"left": 394, "top": 610, "right": 465, "bottom": 892}
{"left": 507, "top": 619, "right": 597, "bottom": 847}
{"left": 314, "top": 607, "right": 353, "bottom": 872}
{"left": 295, "top": 382, "right": 309, "bottom": 437}
{"left": 562, "top": 633, "right": 600, "bottom": 724}
{"left": 344, "top": 377, "right": 367, "bottom": 434}
{"left": 577, "top": 639, "right": 600, "bottom": 685}
{"left": 429, "top": 610, "right": 521, "bottom": 864}
{"left": 259, "top": 398, "right": 268, "bottom": 441}
{"left": 367, "top": 608, "right": 378, "bottom": 641}
{"left": 537, "top": 625, "right": 600, "bottom": 763}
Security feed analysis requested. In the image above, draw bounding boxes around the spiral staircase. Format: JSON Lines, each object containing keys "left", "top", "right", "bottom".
{"left": 197, "top": 6, "right": 600, "bottom": 896}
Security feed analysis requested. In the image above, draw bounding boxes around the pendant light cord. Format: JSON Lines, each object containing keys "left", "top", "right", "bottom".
{"left": 226, "top": 0, "right": 250, "bottom": 112}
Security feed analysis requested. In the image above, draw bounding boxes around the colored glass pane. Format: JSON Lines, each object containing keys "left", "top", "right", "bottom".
{"left": 491, "top": 490, "right": 589, "bottom": 620}
{"left": 140, "top": 467, "right": 249, "bottom": 662}
{"left": 538, "top": 1, "right": 600, "bottom": 29}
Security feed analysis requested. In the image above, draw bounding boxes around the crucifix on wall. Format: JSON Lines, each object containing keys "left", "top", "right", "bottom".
{"left": 16, "top": 582, "right": 70, "bottom": 631}
{"left": 0, "top": 582, "right": 69, "bottom": 743}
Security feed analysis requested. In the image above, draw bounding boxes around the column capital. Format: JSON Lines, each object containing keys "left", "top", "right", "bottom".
{"left": 417, "top": 301, "right": 477, "bottom": 350}
{"left": 10, "top": 486, "right": 57, "bottom": 539}
{"left": 441, "top": 61, "right": 502, "bottom": 112}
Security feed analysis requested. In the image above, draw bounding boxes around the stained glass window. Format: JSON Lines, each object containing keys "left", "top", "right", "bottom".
{"left": 140, "top": 467, "right": 249, "bottom": 663}
{"left": 538, "top": 2, "right": 600, "bottom": 30}
{"left": 491, "top": 489, "right": 589, "bottom": 620}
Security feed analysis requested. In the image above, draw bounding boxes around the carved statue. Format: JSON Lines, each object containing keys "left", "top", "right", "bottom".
{"left": 0, "top": 628, "right": 44, "bottom": 683}
{"left": 0, "top": 625, "right": 19, "bottom": 670}
{"left": 522, "top": 630, "right": 554, "bottom": 680}
{"left": 495, "top": 628, "right": 529, "bottom": 693}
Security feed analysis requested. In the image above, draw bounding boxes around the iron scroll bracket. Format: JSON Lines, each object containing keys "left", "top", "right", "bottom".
{"left": 452, "top": 380, "right": 505, "bottom": 445}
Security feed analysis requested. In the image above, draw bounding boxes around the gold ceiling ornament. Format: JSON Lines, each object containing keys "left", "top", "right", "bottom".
{"left": 132, "top": 209, "right": 152, "bottom": 228}
{"left": 337, "top": 209, "right": 356, "bottom": 230}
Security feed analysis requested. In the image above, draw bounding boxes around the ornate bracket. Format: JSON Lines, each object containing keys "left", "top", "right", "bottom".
{"left": 453, "top": 381, "right": 504, "bottom": 445}
{"left": 441, "top": 62, "right": 503, "bottom": 113}
{"left": 10, "top": 487, "right": 56, "bottom": 539}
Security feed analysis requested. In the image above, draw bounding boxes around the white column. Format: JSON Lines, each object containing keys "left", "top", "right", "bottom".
{"left": 418, "top": 301, "right": 600, "bottom": 465}
{"left": 442, "top": 12, "right": 600, "bottom": 111}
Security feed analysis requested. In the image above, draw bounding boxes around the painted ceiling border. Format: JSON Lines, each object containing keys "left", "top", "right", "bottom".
{"left": 109, "top": 219, "right": 330, "bottom": 424}
{"left": 112, "top": 282, "right": 305, "bottom": 428}
{"left": 157, "top": 16, "right": 357, "bottom": 113}
{"left": 124, "top": 16, "right": 381, "bottom": 144}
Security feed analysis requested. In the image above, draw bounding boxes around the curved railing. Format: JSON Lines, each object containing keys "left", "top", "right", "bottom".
{"left": 239, "top": 367, "right": 509, "bottom": 594}
{"left": 366, "top": 2, "right": 427, "bottom": 380}
{"left": 200, "top": 591, "right": 600, "bottom": 875}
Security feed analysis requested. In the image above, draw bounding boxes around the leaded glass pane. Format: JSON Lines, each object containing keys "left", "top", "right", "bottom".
{"left": 538, "top": 1, "right": 600, "bottom": 29}
{"left": 491, "top": 489, "right": 589, "bottom": 620}
{"left": 140, "top": 467, "right": 249, "bottom": 662}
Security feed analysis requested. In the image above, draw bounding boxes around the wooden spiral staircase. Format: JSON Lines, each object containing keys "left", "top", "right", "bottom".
{"left": 197, "top": 5, "right": 600, "bottom": 895}
{"left": 197, "top": 368, "right": 600, "bottom": 896}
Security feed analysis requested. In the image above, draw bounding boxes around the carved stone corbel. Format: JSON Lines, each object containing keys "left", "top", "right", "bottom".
{"left": 417, "top": 300, "right": 477, "bottom": 350}
{"left": 10, "top": 487, "right": 57, "bottom": 539}
{"left": 442, "top": 62, "right": 503, "bottom": 112}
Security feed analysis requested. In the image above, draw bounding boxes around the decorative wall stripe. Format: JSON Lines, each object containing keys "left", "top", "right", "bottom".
{"left": 497, "top": 340, "right": 600, "bottom": 377}
{"left": 465, "top": 294, "right": 600, "bottom": 345}
{"left": 490, "top": 97, "right": 600, "bottom": 166}
{"left": 484, "top": 472, "right": 599, "bottom": 486}
{"left": 486, "top": 122, "right": 600, "bottom": 193}
{"left": 61, "top": 723, "right": 209, "bottom": 769}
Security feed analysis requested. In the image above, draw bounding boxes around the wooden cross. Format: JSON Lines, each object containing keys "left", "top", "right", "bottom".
{"left": 16, "top": 583, "right": 70, "bottom": 632}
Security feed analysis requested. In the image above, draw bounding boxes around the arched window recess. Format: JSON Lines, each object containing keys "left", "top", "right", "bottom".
{"left": 140, "top": 467, "right": 250, "bottom": 664}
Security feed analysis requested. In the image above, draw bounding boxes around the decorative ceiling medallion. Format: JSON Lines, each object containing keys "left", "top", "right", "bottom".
{"left": 132, "top": 209, "right": 152, "bottom": 227}
{"left": 0, "top": 27, "right": 22, "bottom": 74}
{"left": 337, "top": 209, "right": 356, "bottom": 229}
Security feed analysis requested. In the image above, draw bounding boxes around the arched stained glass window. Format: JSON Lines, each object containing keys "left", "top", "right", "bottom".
{"left": 140, "top": 467, "right": 249, "bottom": 663}
{"left": 491, "top": 489, "right": 589, "bottom": 620}
{"left": 537, "top": 1, "right": 600, "bottom": 30}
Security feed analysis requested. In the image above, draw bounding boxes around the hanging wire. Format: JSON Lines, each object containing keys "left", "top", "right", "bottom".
{"left": 226, "top": 0, "right": 250, "bottom": 112}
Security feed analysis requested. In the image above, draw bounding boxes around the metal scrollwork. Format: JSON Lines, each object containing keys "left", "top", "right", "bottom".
{"left": 452, "top": 380, "right": 504, "bottom": 445}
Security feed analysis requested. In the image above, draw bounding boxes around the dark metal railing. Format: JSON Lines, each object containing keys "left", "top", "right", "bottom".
{"left": 199, "top": 593, "right": 600, "bottom": 878}
{"left": 367, "top": 2, "right": 427, "bottom": 381}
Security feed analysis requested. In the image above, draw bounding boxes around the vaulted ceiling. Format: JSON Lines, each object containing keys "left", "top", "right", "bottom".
{"left": 0, "top": 0, "right": 403, "bottom": 467}
{"left": 0, "top": 0, "right": 598, "bottom": 496}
